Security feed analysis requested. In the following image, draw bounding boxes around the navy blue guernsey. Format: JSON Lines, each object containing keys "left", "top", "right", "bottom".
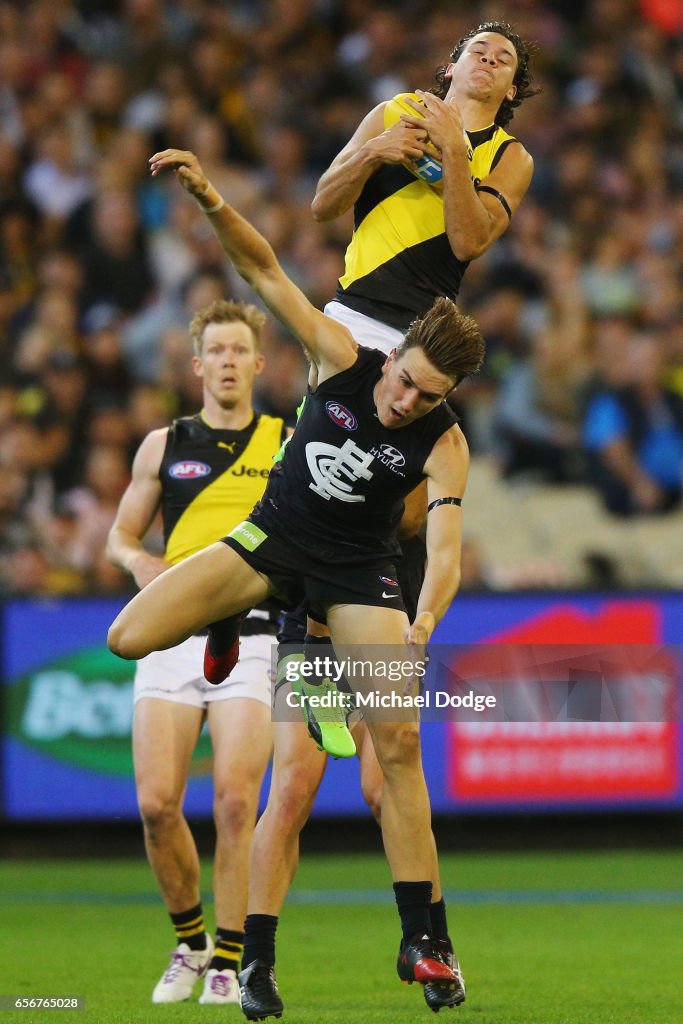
{"left": 252, "top": 347, "right": 458, "bottom": 563}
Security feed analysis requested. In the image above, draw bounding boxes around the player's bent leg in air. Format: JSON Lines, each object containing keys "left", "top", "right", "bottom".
{"left": 108, "top": 542, "right": 272, "bottom": 661}
{"left": 200, "top": 690, "right": 273, "bottom": 1004}
{"left": 240, "top": 714, "right": 328, "bottom": 1021}
{"left": 326, "top": 603, "right": 458, "bottom": 990}
{"left": 133, "top": 697, "right": 214, "bottom": 1002}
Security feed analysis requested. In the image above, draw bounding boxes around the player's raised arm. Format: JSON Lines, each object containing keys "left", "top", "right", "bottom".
{"left": 407, "top": 424, "right": 469, "bottom": 645}
{"left": 149, "top": 149, "right": 356, "bottom": 377}
{"left": 106, "top": 428, "right": 170, "bottom": 589}
{"left": 311, "top": 103, "right": 431, "bottom": 222}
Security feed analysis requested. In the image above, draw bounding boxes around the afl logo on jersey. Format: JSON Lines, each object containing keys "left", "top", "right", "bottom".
{"left": 325, "top": 401, "right": 357, "bottom": 431}
{"left": 169, "top": 461, "right": 212, "bottom": 479}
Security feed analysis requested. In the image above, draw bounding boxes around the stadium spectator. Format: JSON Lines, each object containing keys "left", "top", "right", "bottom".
{"left": 492, "top": 248, "right": 590, "bottom": 481}
{"left": 583, "top": 333, "right": 683, "bottom": 516}
{"left": 76, "top": 188, "right": 155, "bottom": 314}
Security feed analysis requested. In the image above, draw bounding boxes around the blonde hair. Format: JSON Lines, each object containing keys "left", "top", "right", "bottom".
{"left": 189, "top": 299, "right": 266, "bottom": 356}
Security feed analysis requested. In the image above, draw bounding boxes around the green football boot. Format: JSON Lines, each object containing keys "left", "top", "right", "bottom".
{"left": 278, "top": 652, "right": 357, "bottom": 759}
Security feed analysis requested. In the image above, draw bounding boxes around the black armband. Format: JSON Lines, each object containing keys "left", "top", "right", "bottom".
{"left": 475, "top": 184, "right": 512, "bottom": 220}
{"left": 427, "top": 497, "right": 462, "bottom": 512}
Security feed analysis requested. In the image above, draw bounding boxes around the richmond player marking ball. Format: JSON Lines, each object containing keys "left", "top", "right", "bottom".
{"left": 383, "top": 92, "right": 443, "bottom": 184}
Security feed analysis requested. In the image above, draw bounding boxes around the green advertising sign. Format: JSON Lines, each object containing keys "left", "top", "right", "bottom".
{"left": 7, "top": 646, "right": 214, "bottom": 777}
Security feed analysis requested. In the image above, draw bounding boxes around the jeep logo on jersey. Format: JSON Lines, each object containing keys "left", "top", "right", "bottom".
{"left": 378, "top": 444, "right": 405, "bottom": 467}
{"left": 306, "top": 439, "right": 374, "bottom": 502}
{"left": 169, "top": 461, "right": 211, "bottom": 479}
{"left": 325, "top": 401, "right": 357, "bottom": 431}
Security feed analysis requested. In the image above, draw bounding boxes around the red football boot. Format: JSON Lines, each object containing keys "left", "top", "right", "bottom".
{"left": 203, "top": 634, "right": 240, "bottom": 685}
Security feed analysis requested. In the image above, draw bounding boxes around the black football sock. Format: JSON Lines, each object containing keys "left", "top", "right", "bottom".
{"left": 304, "top": 634, "right": 334, "bottom": 684}
{"left": 430, "top": 898, "right": 452, "bottom": 948}
{"left": 243, "top": 914, "right": 278, "bottom": 969}
{"left": 207, "top": 613, "right": 245, "bottom": 657}
{"left": 170, "top": 903, "right": 206, "bottom": 950}
{"left": 210, "top": 927, "right": 244, "bottom": 973}
{"left": 393, "top": 881, "right": 433, "bottom": 943}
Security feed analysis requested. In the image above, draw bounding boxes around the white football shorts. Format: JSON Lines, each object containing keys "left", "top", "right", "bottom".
{"left": 324, "top": 300, "right": 405, "bottom": 356}
{"left": 134, "top": 632, "right": 275, "bottom": 709}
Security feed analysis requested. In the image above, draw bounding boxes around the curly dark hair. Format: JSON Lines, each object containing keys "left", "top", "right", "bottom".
{"left": 430, "top": 21, "right": 539, "bottom": 129}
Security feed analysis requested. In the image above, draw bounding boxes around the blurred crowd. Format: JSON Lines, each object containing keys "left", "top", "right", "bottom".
{"left": 0, "top": 0, "right": 682, "bottom": 595}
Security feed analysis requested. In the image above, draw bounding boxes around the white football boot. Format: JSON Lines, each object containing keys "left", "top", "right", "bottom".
{"left": 151, "top": 935, "right": 214, "bottom": 1003}
{"left": 199, "top": 967, "right": 241, "bottom": 1004}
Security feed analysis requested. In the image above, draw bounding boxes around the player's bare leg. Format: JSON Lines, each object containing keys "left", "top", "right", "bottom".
{"left": 108, "top": 543, "right": 272, "bottom": 659}
{"left": 210, "top": 698, "right": 273, "bottom": 930}
{"left": 356, "top": 721, "right": 383, "bottom": 822}
{"left": 239, "top": 720, "right": 327, "bottom": 1021}
{"left": 326, "top": 602, "right": 458, "bottom": 988}
{"left": 134, "top": 699, "right": 204, "bottom": 911}
{"left": 248, "top": 721, "right": 327, "bottom": 919}
{"left": 200, "top": 697, "right": 273, "bottom": 1005}
{"left": 133, "top": 699, "right": 213, "bottom": 1001}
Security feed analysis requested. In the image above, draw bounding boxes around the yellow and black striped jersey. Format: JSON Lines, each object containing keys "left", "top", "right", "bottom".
{"left": 161, "top": 412, "right": 286, "bottom": 565}
{"left": 335, "top": 99, "right": 517, "bottom": 331}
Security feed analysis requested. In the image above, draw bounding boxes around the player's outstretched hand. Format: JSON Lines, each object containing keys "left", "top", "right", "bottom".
{"left": 149, "top": 149, "right": 209, "bottom": 198}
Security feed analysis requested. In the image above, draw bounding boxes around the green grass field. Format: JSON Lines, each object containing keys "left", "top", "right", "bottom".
{"left": 2, "top": 850, "right": 682, "bottom": 1024}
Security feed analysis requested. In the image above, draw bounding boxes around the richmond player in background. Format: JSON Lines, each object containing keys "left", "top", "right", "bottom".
{"left": 107, "top": 300, "right": 286, "bottom": 1005}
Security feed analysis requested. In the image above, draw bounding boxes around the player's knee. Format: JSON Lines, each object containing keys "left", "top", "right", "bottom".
{"left": 374, "top": 724, "right": 421, "bottom": 773}
{"left": 108, "top": 617, "right": 146, "bottom": 660}
{"left": 138, "top": 788, "right": 182, "bottom": 834}
{"left": 214, "top": 789, "right": 253, "bottom": 836}
{"left": 270, "top": 772, "right": 319, "bottom": 831}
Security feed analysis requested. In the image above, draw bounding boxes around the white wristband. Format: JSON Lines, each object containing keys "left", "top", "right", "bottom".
{"left": 201, "top": 196, "right": 225, "bottom": 214}
{"left": 198, "top": 180, "right": 224, "bottom": 214}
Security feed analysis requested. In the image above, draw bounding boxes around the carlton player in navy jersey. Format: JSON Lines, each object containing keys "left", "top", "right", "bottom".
{"left": 109, "top": 149, "right": 484, "bottom": 1007}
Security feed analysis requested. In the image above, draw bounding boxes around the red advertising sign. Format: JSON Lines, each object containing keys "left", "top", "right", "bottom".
{"left": 447, "top": 601, "right": 681, "bottom": 803}
{"left": 449, "top": 722, "right": 679, "bottom": 801}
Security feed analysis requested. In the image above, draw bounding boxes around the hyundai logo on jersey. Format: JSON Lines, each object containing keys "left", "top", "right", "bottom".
{"left": 169, "top": 461, "right": 212, "bottom": 479}
{"left": 378, "top": 444, "right": 406, "bottom": 467}
{"left": 325, "top": 401, "right": 357, "bottom": 431}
